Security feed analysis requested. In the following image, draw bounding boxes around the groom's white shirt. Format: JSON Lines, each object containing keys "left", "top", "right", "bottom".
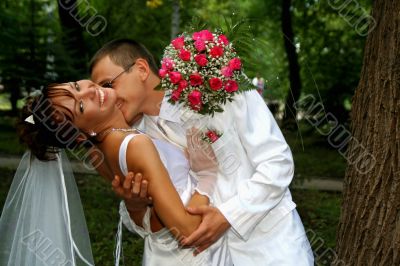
{"left": 120, "top": 90, "right": 309, "bottom": 264}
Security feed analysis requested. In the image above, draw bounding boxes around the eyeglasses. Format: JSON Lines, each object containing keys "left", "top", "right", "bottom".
{"left": 102, "top": 61, "right": 136, "bottom": 88}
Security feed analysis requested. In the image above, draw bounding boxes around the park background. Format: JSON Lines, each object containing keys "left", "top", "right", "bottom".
{"left": 0, "top": 0, "right": 392, "bottom": 265}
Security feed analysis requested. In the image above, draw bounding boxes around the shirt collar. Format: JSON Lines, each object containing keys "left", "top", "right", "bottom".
{"left": 158, "top": 94, "right": 182, "bottom": 123}
{"left": 132, "top": 115, "right": 146, "bottom": 132}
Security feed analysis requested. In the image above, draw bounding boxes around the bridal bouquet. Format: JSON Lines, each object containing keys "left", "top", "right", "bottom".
{"left": 159, "top": 29, "right": 245, "bottom": 116}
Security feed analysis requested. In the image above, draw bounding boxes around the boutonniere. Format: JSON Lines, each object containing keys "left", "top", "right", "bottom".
{"left": 202, "top": 129, "right": 222, "bottom": 144}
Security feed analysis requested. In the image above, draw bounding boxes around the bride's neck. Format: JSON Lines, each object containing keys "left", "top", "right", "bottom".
{"left": 95, "top": 112, "right": 133, "bottom": 148}
{"left": 103, "top": 109, "right": 131, "bottom": 130}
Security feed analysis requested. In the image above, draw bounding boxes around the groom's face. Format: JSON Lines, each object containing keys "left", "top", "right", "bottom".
{"left": 91, "top": 56, "right": 146, "bottom": 125}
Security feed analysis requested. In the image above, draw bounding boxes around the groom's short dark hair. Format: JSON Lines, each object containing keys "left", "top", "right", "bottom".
{"left": 89, "top": 39, "right": 158, "bottom": 74}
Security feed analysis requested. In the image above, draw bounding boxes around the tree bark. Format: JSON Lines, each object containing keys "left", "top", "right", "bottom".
{"left": 281, "top": 0, "right": 302, "bottom": 129}
{"left": 335, "top": 1, "right": 400, "bottom": 265}
{"left": 7, "top": 78, "right": 20, "bottom": 115}
{"left": 57, "top": 0, "right": 87, "bottom": 77}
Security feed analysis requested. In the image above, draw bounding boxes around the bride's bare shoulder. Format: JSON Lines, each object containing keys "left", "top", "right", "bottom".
{"left": 126, "top": 134, "right": 159, "bottom": 169}
{"left": 127, "top": 134, "right": 153, "bottom": 149}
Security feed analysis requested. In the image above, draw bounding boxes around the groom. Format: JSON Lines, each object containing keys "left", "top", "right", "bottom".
{"left": 90, "top": 39, "right": 313, "bottom": 264}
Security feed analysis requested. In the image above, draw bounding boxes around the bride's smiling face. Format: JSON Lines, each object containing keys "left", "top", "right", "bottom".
{"left": 50, "top": 80, "right": 118, "bottom": 134}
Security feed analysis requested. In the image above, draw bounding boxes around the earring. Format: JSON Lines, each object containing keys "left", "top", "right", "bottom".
{"left": 89, "top": 131, "right": 97, "bottom": 137}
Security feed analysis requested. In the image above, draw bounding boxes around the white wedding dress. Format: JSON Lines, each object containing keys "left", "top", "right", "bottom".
{"left": 116, "top": 134, "right": 232, "bottom": 266}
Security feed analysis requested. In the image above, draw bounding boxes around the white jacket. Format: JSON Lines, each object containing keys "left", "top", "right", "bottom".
{"left": 120, "top": 90, "right": 313, "bottom": 265}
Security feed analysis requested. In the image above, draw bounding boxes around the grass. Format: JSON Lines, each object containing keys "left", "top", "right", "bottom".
{"left": 0, "top": 166, "right": 341, "bottom": 265}
{"left": 76, "top": 173, "right": 144, "bottom": 265}
{"left": 284, "top": 122, "right": 347, "bottom": 179}
{"left": 292, "top": 190, "right": 341, "bottom": 257}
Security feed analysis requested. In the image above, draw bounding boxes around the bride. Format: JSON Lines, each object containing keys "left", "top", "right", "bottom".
{"left": 0, "top": 80, "right": 230, "bottom": 265}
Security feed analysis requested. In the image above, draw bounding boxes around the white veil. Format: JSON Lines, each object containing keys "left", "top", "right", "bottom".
{"left": 0, "top": 150, "right": 95, "bottom": 266}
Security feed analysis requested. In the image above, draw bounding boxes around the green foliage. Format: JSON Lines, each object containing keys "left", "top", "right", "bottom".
{"left": 0, "top": 1, "right": 55, "bottom": 90}
{"left": 0, "top": 0, "right": 370, "bottom": 118}
{"left": 84, "top": 0, "right": 173, "bottom": 64}
{"left": 285, "top": 122, "right": 347, "bottom": 179}
{"left": 178, "top": 2, "right": 288, "bottom": 100}
{"left": 0, "top": 0, "right": 93, "bottom": 108}
{"left": 0, "top": 115, "right": 25, "bottom": 156}
{"left": 291, "top": 0, "right": 370, "bottom": 122}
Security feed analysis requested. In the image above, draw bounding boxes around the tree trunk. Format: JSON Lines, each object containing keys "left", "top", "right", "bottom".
{"left": 7, "top": 78, "right": 20, "bottom": 115}
{"left": 281, "top": 0, "right": 301, "bottom": 129}
{"left": 171, "top": 0, "right": 180, "bottom": 39}
{"left": 335, "top": 1, "right": 400, "bottom": 265}
{"left": 57, "top": 0, "right": 87, "bottom": 78}
{"left": 28, "top": 0, "right": 37, "bottom": 90}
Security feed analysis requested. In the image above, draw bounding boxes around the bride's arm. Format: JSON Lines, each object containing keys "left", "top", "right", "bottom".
{"left": 88, "top": 147, "right": 114, "bottom": 181}
{"left": 126, "top": 135, "right": 209, "bottom": 238}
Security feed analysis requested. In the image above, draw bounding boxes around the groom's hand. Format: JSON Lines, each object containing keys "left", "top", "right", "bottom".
{"left": 112, "top": 172, "right": 152, "bottom": 211}
{"left": 180, "top": 206, "right": 230, "bottom": 255}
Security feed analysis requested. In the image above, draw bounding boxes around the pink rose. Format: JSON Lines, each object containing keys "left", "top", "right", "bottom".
{"left": 158, "top": 68, "right": 168, "bottom": 78}
{"left": 194, "top": 54, "right": 208, "bottom": 67}
{"left": 171, "top": 89, "right": 183, "bottom": 101}
{"left": 189, "top": 73, "right": 203, "bottom": 86}
{"left": 221, "top": 66, "right": 233, "bottom": 77}
{"left": 210, "top": 46, "right": 224, "bottom": 58}
{"left": 179, "top": 49, "right": 191, "bottom": 61}
{"left": 218, "top": 34, "right": 229, "bottom": 45}
{"left": 194, "top": 40, "right": 206, "bottom": 52}
{"left": 169, "top": 71, "right": 182, "bottom": 84}
{"left": 201, "top": 30, "right": 214, "bottom": 41}
{"left": 209, "top": 77, "right": 223, "bottom": 91}
{"left": 206, "top": 130, "right": 219, "bottom": 143}
{"left": 224, "top": 80, "right": 239, "bottom": 93}
{"left": 177, "top": 79, "right": 188, "bottom": 90}
{"left": 171, "top": 36, "right": 185, "bottom": 50}
{"left": 162, "top": 58, "right": 175, "bottom": 70}
{"left": 192, "top": 31, "right": 201, "bottom": 40}
{"left": 228, "top": 58, "right": 241, "bottom": 70}
{"left": 193, "top": 30, "right": 214, "bottom": 42}
{"left": 188, "top": 90, "right": 202, "bottom": 111}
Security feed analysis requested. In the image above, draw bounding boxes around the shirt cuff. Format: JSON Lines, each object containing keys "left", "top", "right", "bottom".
{"left": 217, "top": 197, "right": 267, "bottom": 241}
{"left": 190, "top": 170, "right": 215, "bottom": 206}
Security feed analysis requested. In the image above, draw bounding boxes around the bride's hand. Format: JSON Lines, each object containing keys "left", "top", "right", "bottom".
{"left": 186, "top": 128, "right": 219, "bottom": 197}
{"left": 112, "top": 172, "right": 153, "bottom": 212}
{"left": 186, "top": 128, "right": 218, "bottom": 173}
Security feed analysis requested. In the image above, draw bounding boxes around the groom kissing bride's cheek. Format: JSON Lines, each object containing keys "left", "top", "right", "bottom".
{"left": 0, "top": 33, "right": 314, "bottom": 266}
{"left": 89, "top": 36, "right": 314, "bottom": 265}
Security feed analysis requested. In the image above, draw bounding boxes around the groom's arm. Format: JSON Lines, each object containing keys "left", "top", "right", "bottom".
{"left": 217, "top": 90, "right": 294, "bottom": 239}
{"left": 182, "top": 90, "right": 294, "bottom": 251}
